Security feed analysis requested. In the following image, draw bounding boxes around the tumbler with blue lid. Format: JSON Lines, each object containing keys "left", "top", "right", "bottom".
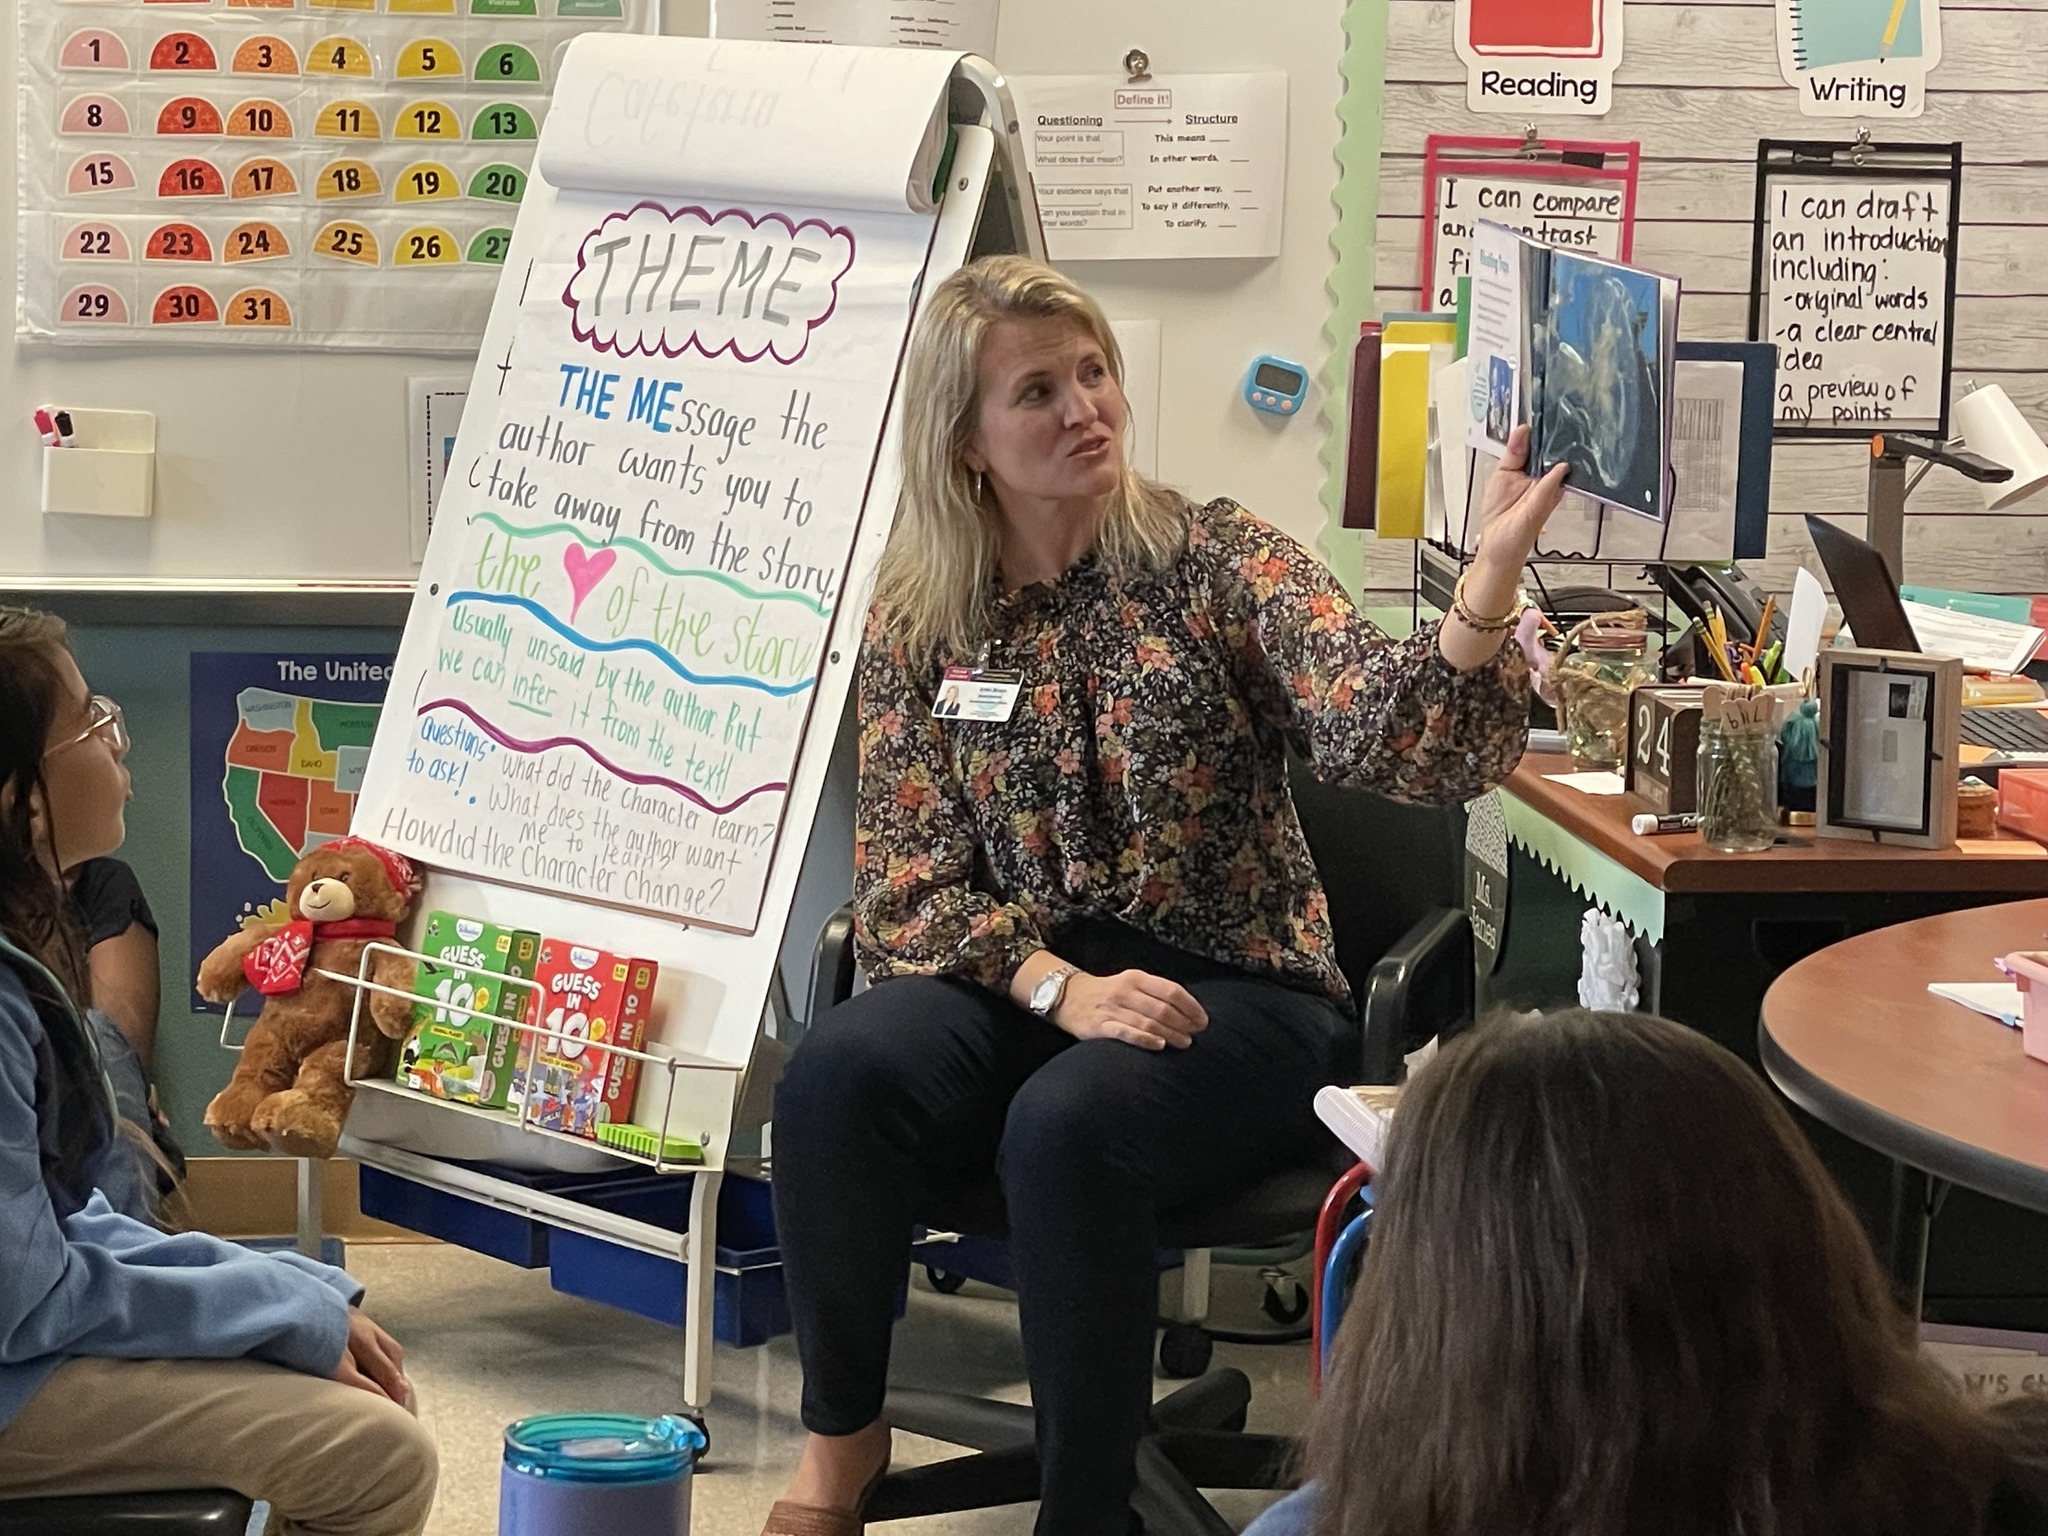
{"left": 500, "top": 1412, "right": 704, "bottom": 1535}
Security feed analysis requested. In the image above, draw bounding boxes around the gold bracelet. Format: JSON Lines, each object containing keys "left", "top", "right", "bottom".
{"left": 1450, "top": 570, "right": 1525, "bottom": 635}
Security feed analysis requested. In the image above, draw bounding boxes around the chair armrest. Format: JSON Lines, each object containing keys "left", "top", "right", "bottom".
{"left": 808, "top": 904, "right": 858, "bottom": 1026}
{"left": 1358, "top": 906, "right": 1471, "bottom": 1084}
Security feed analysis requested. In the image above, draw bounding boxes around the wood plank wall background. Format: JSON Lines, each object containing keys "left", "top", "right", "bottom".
{"left": 1363, "top": 0, "right": 2048, "bottom": 603}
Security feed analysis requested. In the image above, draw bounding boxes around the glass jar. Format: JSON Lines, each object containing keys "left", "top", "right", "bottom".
{"left": 1553, "top": 624, "right": 1654, "bottom": 768}
{"left": 1698, "top": 718, "right": 1779, "bottom": 853}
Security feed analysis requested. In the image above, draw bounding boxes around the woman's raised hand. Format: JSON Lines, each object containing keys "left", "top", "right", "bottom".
{"left": 1472, "top": 424, "right": 1571, "bottom": 582}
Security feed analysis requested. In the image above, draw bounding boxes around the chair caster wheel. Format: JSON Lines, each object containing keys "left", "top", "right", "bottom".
{"left": 1261, "top": 1275, "right": 1309, "bottom": 1326}
{"left": 1158, "top": 1321, "right": 1213, "bottom": 1379}
{"left": 925, "top": 1266, "right": 968, "bottom": 1294}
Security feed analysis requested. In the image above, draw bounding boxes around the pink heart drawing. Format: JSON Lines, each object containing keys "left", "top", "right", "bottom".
{"left": 562, "top": 544, "right": 616, "bottom": 623}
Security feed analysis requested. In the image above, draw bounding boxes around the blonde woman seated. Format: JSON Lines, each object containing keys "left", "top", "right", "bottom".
{"left": 765, "top": 256, "right": 1569, "bottom": 1536}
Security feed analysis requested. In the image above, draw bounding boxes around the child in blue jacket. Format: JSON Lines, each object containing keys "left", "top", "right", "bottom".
{"left": 0, "top": 607, "right": 436, "bottom": 1534}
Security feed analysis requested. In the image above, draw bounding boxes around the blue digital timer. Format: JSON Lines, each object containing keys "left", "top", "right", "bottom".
{"left": 1243, "top": 355, "right": 1309, "bottom": 417}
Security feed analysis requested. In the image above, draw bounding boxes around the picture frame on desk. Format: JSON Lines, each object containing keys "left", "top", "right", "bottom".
{"left": 1627, "top": 686, "right": 1706, "bottom": 815}
{"left": 1817, "top": 648, "right": 1962, "bottom": 851}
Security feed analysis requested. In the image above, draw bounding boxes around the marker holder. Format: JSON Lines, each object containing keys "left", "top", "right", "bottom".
{"left": 41, "top": 408, "right": 156, "bottom": 519}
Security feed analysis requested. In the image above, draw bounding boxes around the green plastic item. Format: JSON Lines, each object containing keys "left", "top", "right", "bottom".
{"left": 595, "top": 1122, "right": 704, "bottom": 1164}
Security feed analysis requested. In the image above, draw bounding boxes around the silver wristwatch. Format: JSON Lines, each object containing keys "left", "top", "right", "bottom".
{"left": 1028, "top": 964, "right": 1080, "bottom": 1018}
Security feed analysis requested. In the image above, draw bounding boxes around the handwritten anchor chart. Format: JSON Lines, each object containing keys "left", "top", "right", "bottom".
{"left": 16, "top": 0, "right": 648, "bottom": 346}
{"left": 358, "top": 35, "right": 963, "bottom": 931}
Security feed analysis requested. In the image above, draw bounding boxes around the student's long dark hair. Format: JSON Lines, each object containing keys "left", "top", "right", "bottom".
{"left": 0, "top": 608, "right": 113, "bottom": 1211}
{"left": 1309, "top": 1009, "right": 2019, "bottom": 1536}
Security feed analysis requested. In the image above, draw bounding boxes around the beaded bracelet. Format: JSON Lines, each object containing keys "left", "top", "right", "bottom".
{"left": 1450, "top": 569, "right": 1526, "bottom": 635}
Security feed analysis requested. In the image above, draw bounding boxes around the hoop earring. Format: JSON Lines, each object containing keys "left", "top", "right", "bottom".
{"left": 972, "top": 470, "right": 985, "bottom": 502}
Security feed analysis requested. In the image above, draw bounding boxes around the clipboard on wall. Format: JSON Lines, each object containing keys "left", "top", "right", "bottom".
{"left": 1747, "top": 137, "right": 1961, "bottom": 440}
{"left": 1419, "top": 132, "right": 1641, "bottom": 313}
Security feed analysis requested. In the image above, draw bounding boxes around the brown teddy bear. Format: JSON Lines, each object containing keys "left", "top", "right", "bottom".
{"left": 197, "top": 836, "right": 421, "bottom": 1159}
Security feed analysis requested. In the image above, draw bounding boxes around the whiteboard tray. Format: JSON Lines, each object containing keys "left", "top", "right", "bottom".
{"left": 343, "top": 1083, "right": 630, "bottom": 1174}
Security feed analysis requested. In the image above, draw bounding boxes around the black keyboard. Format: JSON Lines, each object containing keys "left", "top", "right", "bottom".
{"left": 1961, "top": 708, "right": 2048, "bottom": 752}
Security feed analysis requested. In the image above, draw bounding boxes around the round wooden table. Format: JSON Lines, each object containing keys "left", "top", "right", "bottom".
{"left": 1760, "top": 897, "right": 2048, "bottom": 1306}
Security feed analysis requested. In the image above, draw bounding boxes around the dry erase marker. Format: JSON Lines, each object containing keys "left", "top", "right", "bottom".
{"left": 1631, "top": 812, "right": 1700, "bottom": 836}
{"left": 51, "top": 410, "right": 75, "bottom": 449}
{"left": 31, "top": 408, "right": 57, "bottom": 447}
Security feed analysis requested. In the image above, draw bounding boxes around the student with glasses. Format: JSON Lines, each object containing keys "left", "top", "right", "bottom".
{"left": 26, "top": 690, "right": 177, "bottom": 1221}
{"left": 0, "top": 608, "right": 437, "bottom": 1533}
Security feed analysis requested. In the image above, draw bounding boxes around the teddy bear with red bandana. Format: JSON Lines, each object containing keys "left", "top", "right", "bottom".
{"left": 196, "top": 837, "right": 420, "bottom": 1158}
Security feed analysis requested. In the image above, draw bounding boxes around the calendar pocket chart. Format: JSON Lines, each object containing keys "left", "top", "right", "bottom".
{"left": 18, "top": 0, "right": 649, "bottom": 348}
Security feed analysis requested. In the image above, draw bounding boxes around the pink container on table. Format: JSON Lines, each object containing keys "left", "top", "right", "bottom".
{"left": 1998, "top": 952, "right": 2048, "bottom": 1064}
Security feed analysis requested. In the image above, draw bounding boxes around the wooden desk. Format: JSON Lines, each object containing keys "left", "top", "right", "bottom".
{"left": 1761, "top": 900, "right": 2048, "bottom": 1308}
{"left": 1507, "top": 752, "right": 2048, "bottom": 896}
{"left": 1487, "top": 758, "right": 2048, "bottom": 1325}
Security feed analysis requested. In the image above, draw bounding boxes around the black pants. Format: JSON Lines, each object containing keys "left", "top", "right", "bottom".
{"left": 772, "top": 921, "right": 1352, "bottom": 1536}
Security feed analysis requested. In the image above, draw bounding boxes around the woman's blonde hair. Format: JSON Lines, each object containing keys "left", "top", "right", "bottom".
{"left": 871, "top": 255, "right": 1186, "bottom": 660}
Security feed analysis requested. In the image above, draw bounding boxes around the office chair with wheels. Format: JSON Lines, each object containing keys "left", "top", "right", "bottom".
{"left": 0, "top": 1490, "right": 255, "bottom": 1534}
{"left": 799, "top": 768, "right": 1473, "bottom": 1534}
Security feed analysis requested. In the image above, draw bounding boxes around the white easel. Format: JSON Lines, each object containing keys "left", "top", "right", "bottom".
{"left": 313, "top": 44, "right": 1044, "bottom": 1425}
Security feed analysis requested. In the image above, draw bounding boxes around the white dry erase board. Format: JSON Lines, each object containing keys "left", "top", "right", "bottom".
{"left": 1750, "top": 139, "right": 1962, "bottom": 439}
{"left": 350, "top": 35, "right": 1021, "bottom": 1158}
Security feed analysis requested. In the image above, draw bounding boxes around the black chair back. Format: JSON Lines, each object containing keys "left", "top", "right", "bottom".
{"left": 1287, "top": 763, "right": 1464, "bottom": 990}
{"left": 1287, "top": 761, "right": 1469, "bottom": 1068}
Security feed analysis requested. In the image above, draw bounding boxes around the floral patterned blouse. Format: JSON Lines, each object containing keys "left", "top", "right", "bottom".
{"left": 851, "top": 498, "right": 1531, "bottom": 1003}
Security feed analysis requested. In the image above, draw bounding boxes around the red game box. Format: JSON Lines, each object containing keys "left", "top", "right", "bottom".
{"left": 511, "top": 940, "right": 659, "bottom": 1139}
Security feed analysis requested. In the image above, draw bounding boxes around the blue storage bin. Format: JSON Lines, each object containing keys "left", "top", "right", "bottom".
{"left": 358, "top": 1159, "right": 668, "bottom": 1270}
{"left": 549, "top": 1173, "right": 792, "bottom": 1347}
{"left": 549, "top": 1228, "right": 791, "bottom": 1346}
{"left": 360, "top": 1164, "right": 552, "bottom": 1268}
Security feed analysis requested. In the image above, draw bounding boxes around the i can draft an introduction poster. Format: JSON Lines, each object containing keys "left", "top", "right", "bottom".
{"left": 1778, "top": 0, "right": 1942, "bottom": 117}
{"left": 1454, "top": 0, "right": 1624, "bottom": 116}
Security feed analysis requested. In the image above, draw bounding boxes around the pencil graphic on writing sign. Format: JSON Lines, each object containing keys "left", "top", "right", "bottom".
{"left": 1880, "top": 0, "right": 1910, "bottom": 59}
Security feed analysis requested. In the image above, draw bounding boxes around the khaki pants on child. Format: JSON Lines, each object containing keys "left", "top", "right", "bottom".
{"left": 0, "top": 1356, "right": 437, "bottom": 1536}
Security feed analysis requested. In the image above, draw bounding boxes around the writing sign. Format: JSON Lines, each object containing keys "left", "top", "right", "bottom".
{"left": 1753, "top": 159, "right": 1959, "bottom": 437}
{"left": 365, "top": 184, "right": 932, "bottom": 931}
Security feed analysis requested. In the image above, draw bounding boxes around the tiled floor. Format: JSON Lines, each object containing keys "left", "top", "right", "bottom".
{"left": 346, "top": 1242, "right": 1310, "bottom": 1535}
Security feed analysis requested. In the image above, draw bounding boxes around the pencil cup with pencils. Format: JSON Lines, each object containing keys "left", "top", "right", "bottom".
{"left": 1552, "top": 610, "right": 1654, "bottom": 769}
{"left": 1698, "top": 688, "right": 1779, "bottom": 854}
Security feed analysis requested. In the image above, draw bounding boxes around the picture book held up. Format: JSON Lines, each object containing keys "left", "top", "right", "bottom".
{"left": 1465, "top": 219, "right": 1680, "bottom": 522}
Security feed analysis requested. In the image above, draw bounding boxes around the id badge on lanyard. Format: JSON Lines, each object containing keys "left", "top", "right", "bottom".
{"left": 932, "top": 663, "right": 1021, "bottom": 723}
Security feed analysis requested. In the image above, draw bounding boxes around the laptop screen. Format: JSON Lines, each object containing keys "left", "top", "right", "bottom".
{"left": 1803, "top": 516, "right": 1922, "bottom": 655}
